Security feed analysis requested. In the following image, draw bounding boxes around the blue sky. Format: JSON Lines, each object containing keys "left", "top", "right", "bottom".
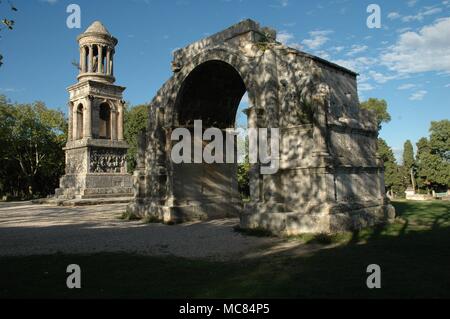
{"left": 0, "top": 0, "right": 449, "bottom": 162}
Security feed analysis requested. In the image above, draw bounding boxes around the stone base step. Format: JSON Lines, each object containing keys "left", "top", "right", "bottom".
{"left": 33, "top": 197, "right": 133, "bottom": 206}
{"left": 77, "top": 193, "right": 133, "bottom": 199}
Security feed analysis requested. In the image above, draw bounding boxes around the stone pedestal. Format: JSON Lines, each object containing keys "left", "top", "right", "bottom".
{"left": 55, "top": 139, "right": 132, "bottom": 199}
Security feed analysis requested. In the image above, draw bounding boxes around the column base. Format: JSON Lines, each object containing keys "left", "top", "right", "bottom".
{"left": 240, "top": 201, "right": 395, "bottom": 235}
{"left": 127, "top": 197, "right": 242, "bottom": 223}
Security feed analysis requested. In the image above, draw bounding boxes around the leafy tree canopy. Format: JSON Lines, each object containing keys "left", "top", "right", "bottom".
{"left": 360, "top": 98, "right": 391, "bottom": 131}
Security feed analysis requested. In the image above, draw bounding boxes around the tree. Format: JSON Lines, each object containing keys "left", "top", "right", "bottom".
{"left": 402, "top": 140, "right": 416, "bottom": 190}
{"left": 429, "top": 120, "right": 450, "bottom": 162}
{"left": 0, "top": 95, "right": 66, "bottom": 198}
{"left": 377, "top": 138, "right": 404, "bottom": 198}
{"left": 416, "top": 137, "right": 432, "bottom": 193}
{"left": 415, "top": 121, "right": 450, "bottom": 193}
{"left": 124, "top": 103, "right": 148, "bottom": 172}
{"left": 360, "top": 98, "right": 391, "bottom": 131}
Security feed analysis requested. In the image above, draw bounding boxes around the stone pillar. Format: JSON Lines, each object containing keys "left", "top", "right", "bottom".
{"left": 88, "top": 45, "right": 93, "bottom": 73}
{"left": 106, "top": 48, "right": 111, "bottom": 75}
{"left": 68, "top": 102, "right": 73, "bottom": 141}
{"left": 72, "top": 104, "right": 78, "bottom": 140}
{"left": 312, "top": 83, "right": 331, "bottom": 157}
{"left": 84, "top": 96, "right": 92, "bottom": 138}
{"left": 245, "top": 105, "right": 262, "bottom": 202}
{"left": 111, "top": 106, "right": 117, "bottom": 141}
{"left": 311, "top": 83, "right": 334, "bottom": 205}
{"left": 117, "top": 101, "right": 124, "bottom": 141}
{"left": 110, "top": 51, "right": 114, "bottom": 76}
{"left": 98, "top": 45, "right": 103, "bottom": 74}
{"left": 81, "top": 46, "right": 87, "bottom": 73}
{"left": 259, "top": 49, "right": 281, "bottom": 204}
{"left": 79, "top": 47, "right": 83, "bottom": 74}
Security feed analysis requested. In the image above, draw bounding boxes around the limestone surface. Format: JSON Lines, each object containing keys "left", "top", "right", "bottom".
{"left": 55, "top": 21, "right": 132, "bottom": 201}
{"left": 127, "top": 19, "right": 395, "bottom": 234}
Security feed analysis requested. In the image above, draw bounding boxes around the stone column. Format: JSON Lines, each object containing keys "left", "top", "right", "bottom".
{"left": 88, "top": 45, "right": 93, "bottom": 73}
{"left": 312, "top": 83, "right": 331, "bottom": 157}
{"left": 106, "top": 48, "right": 111, "bottom": 75}
{"left": 84, "top": 96, "right": 92, "bottom": 138}
{"left": 68, "top": 102, "right": 73, "bottom": 141}
{"left": 82, "top": 46, "right": 87, "bottom": 73}
{"left": 72, "top": 103, "right": 78, "bottom": 140}
{"left": 245, "top": 105, "right": 262, "bottom": 202}
{"left": 117, "top": 100, "right": 124, "bottom": 141}
{"left": 98, "top": 45, "right": 103, "bottom": 74}
{"left": 79, "top": 47, "right": 83, "bottom": 74}
{"left": 312, "top": 83, "right": 334, "bottom": 205}
{"left": 109, "top": 51, "right": 114, "bottom": 76}
{"left": 111, "top": 106, "right": 117, "bottom": 141}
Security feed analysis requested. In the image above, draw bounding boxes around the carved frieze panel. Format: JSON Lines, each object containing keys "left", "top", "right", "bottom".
{"left": 89, "top": 147, "right": 127, "bottom": 173}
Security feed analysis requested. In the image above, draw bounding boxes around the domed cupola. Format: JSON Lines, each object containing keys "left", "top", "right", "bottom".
{"left": 76, "top": 21, "right": 118, "bottom": 83}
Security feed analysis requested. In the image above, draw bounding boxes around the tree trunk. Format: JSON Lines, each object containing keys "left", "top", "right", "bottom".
{"left": 410, "top": 168, "right": 416, "bottom": 192}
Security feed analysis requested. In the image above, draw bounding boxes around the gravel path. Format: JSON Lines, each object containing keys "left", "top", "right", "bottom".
{"left": 0, "top": 202, "right": 280, "bottom": 259}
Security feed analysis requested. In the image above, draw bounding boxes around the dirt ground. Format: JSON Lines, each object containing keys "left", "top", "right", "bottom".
{"left": 0, "top": 201, "right": 294, "bottom": 260}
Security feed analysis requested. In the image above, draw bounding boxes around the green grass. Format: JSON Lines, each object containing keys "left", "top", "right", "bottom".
{"left": 1, "top": 200, "right": 449, "bottom": 298}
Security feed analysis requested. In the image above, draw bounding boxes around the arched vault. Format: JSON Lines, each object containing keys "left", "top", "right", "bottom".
{"left": 127, "top": 19, "right": 395, "bottom": 234}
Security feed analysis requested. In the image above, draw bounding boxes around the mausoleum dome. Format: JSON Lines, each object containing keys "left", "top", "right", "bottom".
{"left": 76, "top": 21, "right": 118, "bottom": 83}
{"left": 84, "top": 21, "right": 111, "bottom": 35}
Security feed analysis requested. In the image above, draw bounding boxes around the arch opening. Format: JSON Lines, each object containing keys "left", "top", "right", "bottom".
{"left": 76, "top": 104, "right": 84, "bottom": 140}
{"left": 175, "top": 60, "right": 246, "bottom": 128}
{"left": 172, "top": 60, "right": 248, "bottom": 213}
{"left": 99, "top": 102, "right": 111, "bottom": 139}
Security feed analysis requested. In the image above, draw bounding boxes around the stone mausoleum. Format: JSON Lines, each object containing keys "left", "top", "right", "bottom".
{"left": 127, "top": 19, "right": 395, "bottom": 234}
{"left": 55, "top": 21, "right": 132, "bottom": 200}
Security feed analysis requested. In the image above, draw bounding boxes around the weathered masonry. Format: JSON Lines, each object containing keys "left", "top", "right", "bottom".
{"left": 127, "top": 19, "right": 395, "bottom": 234}
{"left": 55, "top": 21, "right": 132, "bottom": 200}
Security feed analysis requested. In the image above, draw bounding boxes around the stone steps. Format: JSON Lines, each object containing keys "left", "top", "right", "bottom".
{"left": 34, "top": 196, "right": 133, "bottom": 206}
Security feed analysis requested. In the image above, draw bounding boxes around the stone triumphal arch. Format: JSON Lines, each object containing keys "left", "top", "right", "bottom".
{"left": 127, "top": 19, "right": 395, "bottom": 234}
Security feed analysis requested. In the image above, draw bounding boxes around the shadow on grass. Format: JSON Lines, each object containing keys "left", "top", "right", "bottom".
{"left": 0, "top": 200, "right": 449, "bottom": 299}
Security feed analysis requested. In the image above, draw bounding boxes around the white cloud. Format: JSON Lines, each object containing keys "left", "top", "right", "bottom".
{"left": 346, "top": 44, "right": 368, "bottom": 56}
{"left": 409, "top": 90, "right": 427, "bottom": 100}
{"left": 408, "top": 0, "right": 418, "bottom": 7}
{"left": 0, "top": 87, "right": 23, "bottom": 92}
{"left": 276, "top": 31, "right": 303, "bottom": 50}
{"left": 368, "top": 70, "right": 400, "bottom": 83}
{"left": 333, "top": 56, "right": 377, "bottom": 73}
{"left": 396, "top": 27, "right": 412, "bottom": 33}
{"left": 314, "top": 50, "right": 331, "bottom": 59}
{"left": 277, "top": 31, "right": 294, "bottom": 45}
{"left": 358, "top": 83, "right": 375, "bottom": 91}
{"left": 445, "top": 83, "right": 450, "bottom": 87}
{"left": 397, "top": 83, "right": 416, "bottom": 90}
{"left": 388, "top": 12, "right": 401, "bottom": 20}
{"left": 402, "top": 7, "right": 442, "bottom": 22}
{"left": 302, "top": 30, "right": 333, "bottom": 49}
{"left": 381, "top": 17, "right": 450, "bottom": 74}
{"left": 270, "top": 0, "right": 289, "bottom": 8}
{"left": 331, "top": 46, "right": 345, "bottom": 53}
